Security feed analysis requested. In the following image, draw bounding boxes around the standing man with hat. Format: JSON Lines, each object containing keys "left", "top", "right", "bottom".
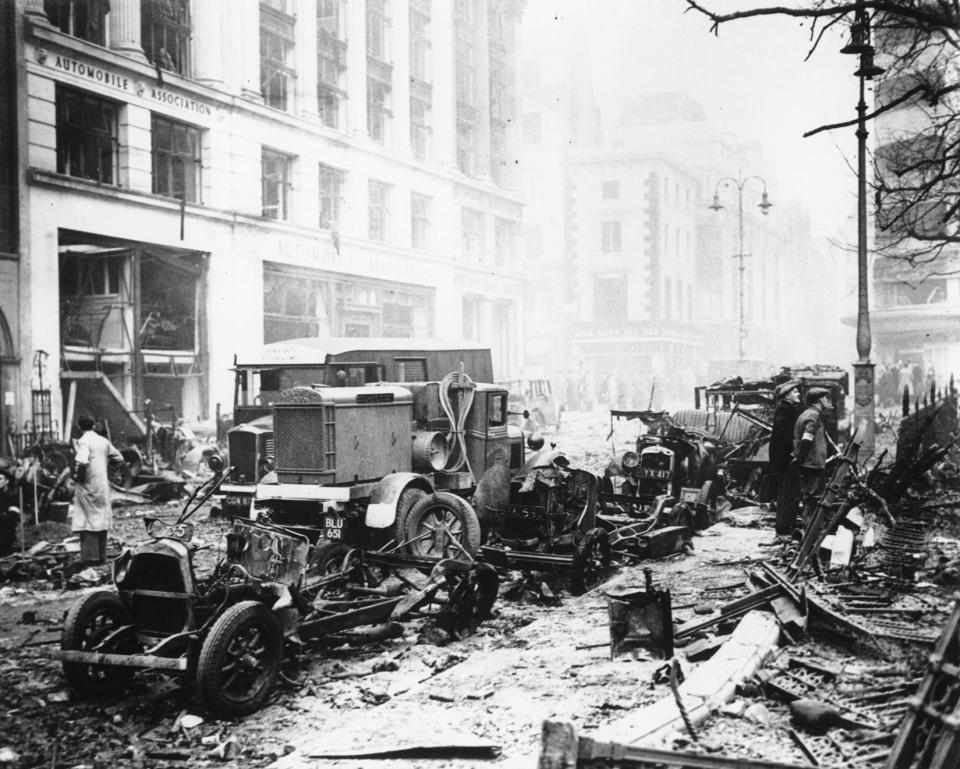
{"left": 770, "top": 380, "right": 802, "bottom": 536}
{"left": 70, "top": 415, "right": 124, "bottom": 564}
{"left": 792, "top": 387, "right": 832, "bottom": 529}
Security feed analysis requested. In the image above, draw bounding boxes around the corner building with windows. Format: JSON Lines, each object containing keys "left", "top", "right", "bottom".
{"left": 1, "top": 0, "right": 524, "bottom": 448}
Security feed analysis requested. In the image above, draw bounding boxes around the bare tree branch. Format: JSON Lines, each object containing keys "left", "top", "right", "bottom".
{"left": 686, "top": 0, "right": 960, "bottom": 266}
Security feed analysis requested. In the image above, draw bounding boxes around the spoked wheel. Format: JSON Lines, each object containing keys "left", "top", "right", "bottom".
{"left": 61, "top": 590, "right": 135, "bottom": 692}
{"left": 305, "top": 541, "right": 353, "bottom": 599}
{"left": 402, "top": 492, "right": 481, "bottom": 561}
{"left": 197, "top": 601, "right": 282, "bottom": 716}
{"left": 392, "top": 486, "right": 428, "bottom": 545}
{"left": 570, "top": 528, "right": 612, "bottom": 596}
{"left": 438, "top": 562, "right": 499, "bottom": 640}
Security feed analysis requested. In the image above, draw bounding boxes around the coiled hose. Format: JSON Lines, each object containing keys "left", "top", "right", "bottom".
{"left": 439, "top": 370, "right": 475, "bottom": 476}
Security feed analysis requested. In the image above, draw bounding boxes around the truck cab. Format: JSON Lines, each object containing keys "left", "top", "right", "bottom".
{"left": 216, "top": 338, "right": 494, "bottom": 518}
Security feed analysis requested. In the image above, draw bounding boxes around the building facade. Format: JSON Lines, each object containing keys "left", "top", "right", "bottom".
{"left": 516, "top": 72, "right": 840, "bottom": 409}
{"left": 871, "top": 64, "right": 960, "bottom": 394}
{"left": 1, "top": 0, "right": 524, "bottom": 450}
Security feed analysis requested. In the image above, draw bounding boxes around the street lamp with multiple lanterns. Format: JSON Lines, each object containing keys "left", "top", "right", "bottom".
{"left": 709, "top": 174, "right": 773, "bottom": 367}
{"left": 842, "top": 0, "right": 885, "bottom": 455}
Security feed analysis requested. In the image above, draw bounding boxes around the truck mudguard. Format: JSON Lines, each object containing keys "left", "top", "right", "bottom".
{"left": 365, "top": 473, "right": 435, "bottom": 528}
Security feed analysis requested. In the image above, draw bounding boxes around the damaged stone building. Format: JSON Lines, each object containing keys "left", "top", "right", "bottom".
{"left": 0, "top": 0, "right": 524, "bottom": 453}
{"left": 518, "top": 14, "right": 846, "bottom": 400}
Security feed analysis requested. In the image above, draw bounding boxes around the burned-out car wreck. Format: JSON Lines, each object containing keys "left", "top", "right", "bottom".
{"left": 53, "top": 459, "right": 498, "bottom": 715}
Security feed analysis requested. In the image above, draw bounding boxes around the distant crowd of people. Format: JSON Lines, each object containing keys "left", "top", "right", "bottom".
{"left": 556, "top": 369, "right": 697, "bottom": 413}
{"left": 875, "top": 360, "right": 938, "bottom": 406}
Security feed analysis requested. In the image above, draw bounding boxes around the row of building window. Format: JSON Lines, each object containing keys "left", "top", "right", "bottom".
{"left": 44, "top": 1, "right": 433, "bottom": 156}
{"left": 42, "top": 0, "right": 510, "bottom": 178}
{"left": 593, "top": 277, "right": 693, "bottom": 323}
{"left": 52, "top": 85, "right": 516, "bottom": 261}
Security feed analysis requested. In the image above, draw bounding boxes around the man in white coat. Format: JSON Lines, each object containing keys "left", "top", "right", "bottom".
{"left": 71, "top": 415, "right": 123, "bottom": 564}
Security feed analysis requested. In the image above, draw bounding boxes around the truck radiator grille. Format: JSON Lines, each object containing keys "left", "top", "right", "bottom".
{"left": 274, "top": 405, "right": 336, "bottom": 474}
{"left": 228, "top": 430, "right": 257, "bottom": 483}
{"left": 127, "top": 553, "right": 190, "bottom": 635}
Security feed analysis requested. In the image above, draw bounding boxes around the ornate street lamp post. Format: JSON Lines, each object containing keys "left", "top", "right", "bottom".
{"left": 709, "top": 174, "right": 773, "bottom": 368}
{"left": 842, "top": 1, "right": 884, "bottom": 455}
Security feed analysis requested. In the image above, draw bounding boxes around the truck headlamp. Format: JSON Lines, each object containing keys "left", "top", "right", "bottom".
{"left": 206, "top": 453, "right": 224, "bottom": 474}
{"left": 621, "top": 451, "right": 640, "bottom": 469}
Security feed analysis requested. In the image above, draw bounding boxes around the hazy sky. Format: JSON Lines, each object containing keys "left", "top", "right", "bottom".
{"left": 521, "top": 0, "right": 866, "bottom": 243}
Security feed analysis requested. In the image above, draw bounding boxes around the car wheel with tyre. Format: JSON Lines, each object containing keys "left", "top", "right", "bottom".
{"left": 401, "top": 492, "right": 481, "bottom": 560}
{"left": 61, "top": 590, "right": 135, "bottom": 692}
{"left": 392, "top": 486, "right": 428, "bottom": 548}
{"left": 196, "top": 601, "right": 282, "bottom": 716}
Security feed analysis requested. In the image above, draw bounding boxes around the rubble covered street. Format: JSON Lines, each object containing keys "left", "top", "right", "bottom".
{"left": 3, "top": 409, "right": 960, "bottom": 769}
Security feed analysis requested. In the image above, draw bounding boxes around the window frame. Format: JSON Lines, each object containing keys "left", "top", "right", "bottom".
{"left": 262, "top": 148, "right": 293, "bottom": 221}
{"left": 151, "top": 114, "right": 202, "bottom": 203}
{"left": 410, "top": 96, "right": 431, "bottom": 160}
{"left": 457, "top": 117, "right": 476, "bottom": 176}
{"left": 368, "top": 180, "right": 390, "bottom": 242}
{"left": 44, "top": 0, "right": 107, "bottom": 45}
{"left": 494, "top": 217, "right": 516, "bottom": 267}
{"left": 318, "top": 163, "right": 344, "bottom": 230}
{"left": 55, "top": 85, "right": 120, "bottom": 185}
{"left": 461, "top": 207, "right": 484, "bottom": 261}
{"left": 366, "top": 0, "right": 391, "bottom": 62}
{"left": 141, "top": 0, "right": 192, "bottom": 77}
{"left": 411, "top": 193, "right": 430, "bottom": 250}
{"left": 317, "top": 0, "right": 346, "bottom": 128}
{"left": 367, "top": 78, "right": 392, "bottom": 143}
{"left": 260, "top": 4, "right": 297, "bottom": 112}
{"left": 409, "top": 0, "right": 431, "bottom": 83}
{"left": 60, "top": 254, "right": 124, "bottom": 298}
{"left": 601, "top": 221, "right": 622, "bottom": 253}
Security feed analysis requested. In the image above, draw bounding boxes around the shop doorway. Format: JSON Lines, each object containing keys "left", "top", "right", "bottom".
{"left": 57, "top": 230, "right": 207, "bottom": 439}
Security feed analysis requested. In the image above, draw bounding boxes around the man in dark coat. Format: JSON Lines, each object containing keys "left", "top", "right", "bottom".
{"left": 769, "top": 380, "right": 801, "bottom": 535}
{"left": 793, "top": 387, "right": 832, "bottom": 529}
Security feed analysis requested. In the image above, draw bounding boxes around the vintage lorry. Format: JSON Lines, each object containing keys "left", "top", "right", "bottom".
{"left": 252, "top": 369, "right": 532, "bottom": 558}
{"left": 217, "top": 339, "right": 493, "bottom": 518}
{"left": 253, "top": 370, "right": 614, "bottom": 593}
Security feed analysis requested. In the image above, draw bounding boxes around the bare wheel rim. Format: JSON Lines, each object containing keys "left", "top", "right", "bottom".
{"left": 413, "top": 505, "right": 465, "bottom": 558}
{"left": 219, "top": 621, "right": 276, "bottom": 702}
{"left": 77, "top": 609, "right": 124, "bottom": 683}
{"left": 580, "top": 540, "right": 603, "bottom": 586}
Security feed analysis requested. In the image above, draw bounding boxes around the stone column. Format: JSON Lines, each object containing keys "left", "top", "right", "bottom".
{"left": 392, "top": 0, "right": 411, "bottom": 154}
{"left": 345, "top": 0, "right": 367, "bottom": 136}
{"left": 295, "top": 0, "right": 319, "bottom": 119}
{"left": 431, "top": 0, "right": 456, "bottom": 167}
{"left": 474, "top": 0, "right": 491, "bottom": 179}
{"left": 191, "top": 0, "right": 224, "bottom": 86}
{"left": 109, "top": 0, "right": 148, "bottom": 62}
{"left": 23, "top": 0, "right": 50, "bottom": 22}
{"left": 239, "top": 0, "right": 262, "bottom": 100}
